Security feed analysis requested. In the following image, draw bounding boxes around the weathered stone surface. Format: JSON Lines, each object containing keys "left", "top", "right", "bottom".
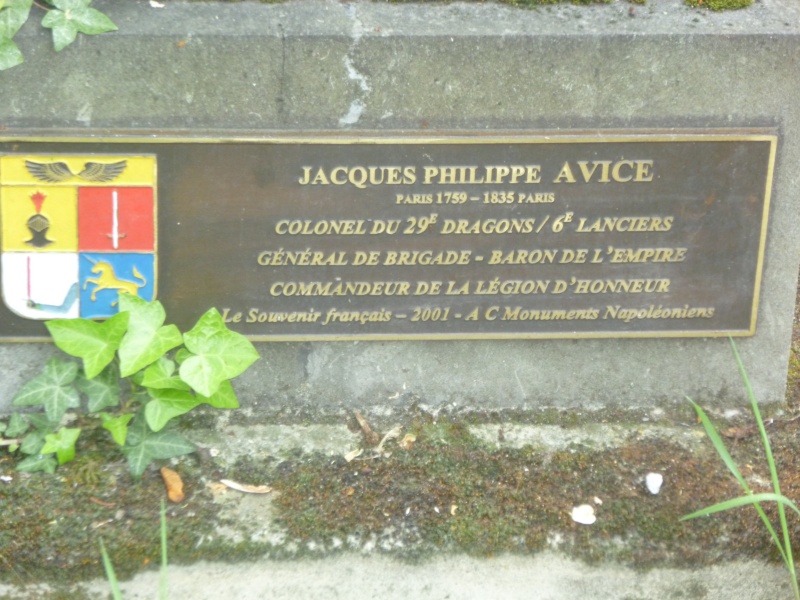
{"left": 1, "top": 0, "right": 800, "bottom": 413}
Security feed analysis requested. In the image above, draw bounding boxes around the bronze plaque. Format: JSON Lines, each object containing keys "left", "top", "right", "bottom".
{"left": 0, "top": 132, "right": 776, "bottom": 340}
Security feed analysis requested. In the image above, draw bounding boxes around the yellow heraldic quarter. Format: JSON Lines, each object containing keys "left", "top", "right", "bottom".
{"left": 25, "top": 160, "right": 128, "bottom": 183}
{"left": 0, "top": 155, "right": 155, "bottom": 187}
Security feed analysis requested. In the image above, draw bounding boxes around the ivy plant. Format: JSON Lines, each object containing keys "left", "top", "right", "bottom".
{"left": 0, "top": 0, "right": 116, "bottom": 71}
{"left": 0, "top": 295, "right": 260, "bottom": 478}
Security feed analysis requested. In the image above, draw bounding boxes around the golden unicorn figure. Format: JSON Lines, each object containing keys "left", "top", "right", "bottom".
{"left": 83, "top": 259, "right": 146, "bottom": 304}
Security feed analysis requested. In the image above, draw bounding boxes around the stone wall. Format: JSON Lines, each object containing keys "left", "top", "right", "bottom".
{"left": 2, "top": 0, "right": 800, "bottom": 415}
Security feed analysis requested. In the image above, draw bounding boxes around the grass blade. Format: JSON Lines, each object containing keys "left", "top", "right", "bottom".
{"left": 99, "top": 539, "right": 123, "bottom": 600}
{"left": 160, "top": 500, "right": 168, "bottom": 600}
{"left": 687, "top": 398, "right": 747, "bottom": 487}
{"left": 729, "top": 338, "right": 798, "bottom": 599}
{"left": 681, "top": 492, "right": 800, "bottom": 521}
{"left": 685, "top": 338, "right": 799, "bottom": 599}
{"left": 686, "top": 396, "right": 788, "bottom": 562}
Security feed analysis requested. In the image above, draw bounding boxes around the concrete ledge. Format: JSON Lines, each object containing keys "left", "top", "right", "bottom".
{"left": 0, "top": 553, "right": 789, "bottom": 600}
{"left": 0, "top": 413, "right": 792, "bottom": 600}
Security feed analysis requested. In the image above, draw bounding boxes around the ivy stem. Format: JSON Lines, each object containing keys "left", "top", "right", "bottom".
{"left": 32, "top": 1, "right": 52, "bottom": 11}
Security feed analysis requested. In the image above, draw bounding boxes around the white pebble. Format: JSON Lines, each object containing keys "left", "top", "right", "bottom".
{"left": 646, "top": 472, "right": 664, "bottom": 495}
{"left": 571, "top": 504, "right": 596, "bottom": 525}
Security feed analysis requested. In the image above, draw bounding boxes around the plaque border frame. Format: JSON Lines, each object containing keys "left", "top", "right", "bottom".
{"left": 0, "top": 129, "right": 777, "bottom": 342}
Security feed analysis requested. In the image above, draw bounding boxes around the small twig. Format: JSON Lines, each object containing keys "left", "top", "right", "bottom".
{"left": 354, "top": 411, "right": 380, "bottom": 447}
{"left": 89, "top": 497, "right": 116, "bottom": 509}
{"left": 32, "top": 1, "right": 52, "bottom": 11}
{"left": 0, "top": 439, "right": 22, "bottom": 447}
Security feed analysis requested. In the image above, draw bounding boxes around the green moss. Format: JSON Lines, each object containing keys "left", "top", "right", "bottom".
{"left": 0, "top": 433, "right": 228, "bottom": 587}
{"left": 501, "top": 0, "right": 612, "bottom": 6}
{"left": 786, "top": 346, "right": 800, "bottom": 407}
{"left": 267, "top": 417, "right": 790, "bottom": 566}
{"left": 4, "top": 410, "right": 800, "bottom": 590}
{"left": 685, "top": 0, "right": 752, "bottom": 9}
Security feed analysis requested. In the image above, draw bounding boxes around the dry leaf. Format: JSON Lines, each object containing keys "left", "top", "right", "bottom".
{"left": 160, "top": 467, "right": 185, "bottom": 503}
{"left": 399, "top": 433, "right": 417, "bottom": 450}
{"left": 375, "top": 425, "right": 402, "bottom": 453}
{"left": 219, "top": 479, "right": 272, "bottom": 494}
{"left": 355, "top": 411, "right": 380, "bottom": 446}
{"left": 722, "top": 426, "right": 756, "bottom": 440}
{"left": 344, "top": 448, "right": 363, "bottom": 463}
{"left": 343, "top": 486, "right": 355, "bottom": 496}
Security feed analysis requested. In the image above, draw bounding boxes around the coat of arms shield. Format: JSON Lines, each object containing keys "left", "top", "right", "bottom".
{"left": 0, "top": 155, "right": 157, "bottom": 319}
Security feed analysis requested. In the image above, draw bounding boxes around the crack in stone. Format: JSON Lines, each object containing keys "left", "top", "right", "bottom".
{"left": 339, "top": 5, "right": 371, "bottom": 127}
{"left": 277, "top": 23, "right": 287, "bottom": 122}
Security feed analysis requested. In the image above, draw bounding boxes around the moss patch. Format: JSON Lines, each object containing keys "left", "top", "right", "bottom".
{"left": 3, "top": 408, "right": 800, "bottom": 593}
{"left": 0, "top": 425, "right": 232, "bottom": 589}
{"left": 684, "top": 0, "right": 752, "bottom": 9}
{"left": 268, "top": 416, "right": 800, "bottom": 566}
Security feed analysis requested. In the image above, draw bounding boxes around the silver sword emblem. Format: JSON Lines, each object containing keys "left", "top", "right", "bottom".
{"left": 106, "top": 189, "right": 127, "bottom": 249}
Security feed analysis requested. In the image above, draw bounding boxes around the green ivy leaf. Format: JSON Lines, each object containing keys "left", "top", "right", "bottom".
{"left": 100, "top": 412, "right": 133, "bottom": 446}
{"left": 41, "top": 427, "right": 81, "bottom": 464}
{"left": 41, "top": 9, "right": 75, "bottom": 52}
{"left": 125, "top": 413, "right": 148, "bottom": 448}
{"left": 42, "top": 0, "right": 115, "bottom": 53}
{"left": 12, "top": 358, "right": 80, "bottom": 422}
{"left": 174, "top": 348, "right": 191, "bottom": 364}
{"left": 76, "top": 364, "right": 120, "bottom": 413}
{"left": 20, "top": 429, "right": 46, "bottom": 455}
{"left": 43, "top": 357, "right": 79, "bottom": 385}
{"left": 0, "top": 34, "right": 21, "bottom": 70}
{"left": 122, "top": 429, "right": 195, "bottom": 479}
{"left": 140, "top": 356, "right": 191, "bottom": 392}
{"left": 199, "top": 380, "right": 239, "bottom": 410}
{"left": 67, "top": 6, "right": 116, "bottom": 35}
{"left": 16, "top": 454, "right": 57, "bottom": 474}
{"left": 26, "top": 414, "right": 58, "bottom": 432}
{"left": 130, "top": 370, "right": 145, "bottom": 386}
{"left": 51, "top": 0, "right": 91, "bottom": 8}
{"left": 118, "top": 296, "right": 183, "bottom": 378}
{"left": 0, "top": 0, "right": 33, "bottom": 38}
{"left": 5, "top": 413, "right": 30, "bottom": 438}
{"left": 46, "top": 312, "right": 129, "bottom": 379}
{"left": 51, "top": 0, "right": 116, "bottom": 32}
{"left": 180, "top": 308, "right": 260, "bottom": 397}
{"left": 144, "top": 389, "right": 203, "bottom": 432}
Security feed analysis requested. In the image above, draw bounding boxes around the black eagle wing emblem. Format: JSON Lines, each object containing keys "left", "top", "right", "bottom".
{"left": 78, "top": 161, "right": 128, "bottom": 182}
{"left": 25, "top": 160, "right": 75, "bottom": 182}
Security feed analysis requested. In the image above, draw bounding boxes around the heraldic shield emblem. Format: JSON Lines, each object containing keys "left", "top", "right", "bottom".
{"left": 0, "top": 155, "right": 156, "bottom": 320}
